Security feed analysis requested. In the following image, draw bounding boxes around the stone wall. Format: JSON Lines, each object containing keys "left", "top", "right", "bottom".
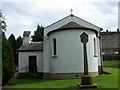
{"left": 100, "top": 29, "right": 120, "bottom": 55}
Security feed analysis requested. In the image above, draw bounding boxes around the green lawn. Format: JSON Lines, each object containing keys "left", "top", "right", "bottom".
{"left": 5, "top": 60, "right": 119, "bottom": 89}
{"left": 93, "top": 67, "right": 119, "bottom": 88}
{"left": 103, "top": 60, "right": 119, "bottom": 69}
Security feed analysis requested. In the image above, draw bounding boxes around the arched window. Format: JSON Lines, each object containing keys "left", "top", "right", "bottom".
{"left": 53, "top": 38, "right": 57, "bottom": 56}
{"left": 94, "top": 38, "right": 96, "bottom": 55}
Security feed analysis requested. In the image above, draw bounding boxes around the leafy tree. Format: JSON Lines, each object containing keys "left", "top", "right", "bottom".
{"left": 32, "top": 24, "right": 44, "bottom": 42}
{"left": 2, "top": 32, "right": 15, "bottom": 86}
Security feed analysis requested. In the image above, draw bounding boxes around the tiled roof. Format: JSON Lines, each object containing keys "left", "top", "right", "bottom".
{"left": 19, "top": 42, "right": 43, "bottom": 52}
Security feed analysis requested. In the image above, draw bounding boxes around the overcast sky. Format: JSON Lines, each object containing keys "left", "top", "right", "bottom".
{"left": 1, "top": 0, "right": 119, "bottom": 38}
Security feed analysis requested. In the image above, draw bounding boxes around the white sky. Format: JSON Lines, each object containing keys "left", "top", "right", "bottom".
{"left": 1, "top": 0, "right": 119, "bottom": 38}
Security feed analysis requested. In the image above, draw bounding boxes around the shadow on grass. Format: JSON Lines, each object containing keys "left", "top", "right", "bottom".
{"left": 104, "top": 64, "right": 119, "bottom": 69}
{"left": 110, "top": 63, "right": 120, "bottom": 69}
{"left": 103, "top": 60, "right": 120, "bottom": 69}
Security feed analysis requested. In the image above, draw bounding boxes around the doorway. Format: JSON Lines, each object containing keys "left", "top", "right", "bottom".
{"left": 29, "top": 56, "right": 37, "bottom": 72}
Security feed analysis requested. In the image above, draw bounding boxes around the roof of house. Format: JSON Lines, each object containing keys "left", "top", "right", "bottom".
{"left": 100, "top": 31, "right": 120, "bottom": 35}
{"left": 19, "top": 42, "right": 43, "bottom": 52}
{"left": 45, "top": 14, "right": 103, "bottom": 36}
{"left": 47, "top": 21, "right": 99, "bottom": 36}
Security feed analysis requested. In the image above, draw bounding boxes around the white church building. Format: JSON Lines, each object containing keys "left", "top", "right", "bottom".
{"left": 18, "top": 14, "right": 103, "bottom": 79}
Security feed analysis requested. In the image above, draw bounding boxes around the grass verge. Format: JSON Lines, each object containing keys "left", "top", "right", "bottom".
{"left": 5, "top": 60, "right": 119, "bottom": 89}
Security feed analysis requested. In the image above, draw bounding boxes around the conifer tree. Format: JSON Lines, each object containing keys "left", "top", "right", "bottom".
{"left": 2, "top": 32, "right": 15, "bottom": 86}
{"left": 32, "top": 24, "right": 44, "bottom": 42}
{"left": 8, "top": 34, "right": 17, "bottom": 66}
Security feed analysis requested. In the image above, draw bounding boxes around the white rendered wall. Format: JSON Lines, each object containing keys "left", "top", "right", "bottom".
{"left": 23, "top": 36, "right": 30, "bottom": 45}
{"left": 43, "top": 37, "right": 50, "bottom": 73}
{"left": 48, "top": 29, "right": 99, "bottom": 73}
{"left": 96, "top": 37, "right": 102, "bottom": 66}
{"left": 18, "top": 51, "right": 43, "bottom": 73}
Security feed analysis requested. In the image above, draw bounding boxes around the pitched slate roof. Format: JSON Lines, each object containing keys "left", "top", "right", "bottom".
{"left": 19, "top": 42, "right": 43, "bottom": 52}
{"left": 47, "top": 21, "right": 99, "bottom": 36}
{"left": 45, "top": 14, "right": 103, "bottom": 36}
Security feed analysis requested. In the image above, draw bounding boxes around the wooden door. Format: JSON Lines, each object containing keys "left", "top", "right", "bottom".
{"left": 29, "top": 56, "right": 37, "bottom": 72}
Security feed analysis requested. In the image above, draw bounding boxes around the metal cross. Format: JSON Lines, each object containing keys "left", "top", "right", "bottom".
{"left": 70, "top": 8, "right": 73, "bottom": 15}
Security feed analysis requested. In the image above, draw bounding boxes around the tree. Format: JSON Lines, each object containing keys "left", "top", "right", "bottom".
{"left": 8, "top": 34, "right": 17, "bottom": 66}
{"left": 2, "top": 32, "right": 15, "bottom": 86}
{"left": 32, "top": 24, "right": 44, "bottom": 42}
{"left": 16, "top": 36, "right": 23, "bottom": 49}
{"left": 16, "top": 36, "right": 23, "bottom": 66}
{"left": 8, "top": 35, "right": 23, "bottom": 67}
{"left": 1, "top": 11, "right": 15, "bottom": 86}
{"left": 0, "top": 10, "right": 2, "bottom": 86}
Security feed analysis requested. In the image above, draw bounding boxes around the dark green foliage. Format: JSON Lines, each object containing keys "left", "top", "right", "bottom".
{"left": 32, "top": 24, "right": 44, "bottom": 42}
{"left": 15, "top": 36, "right": 23, "bottom": 66}
{"left": 8, "top": 34, "right": 16, "bottom": 51}
{"left": 16, "top": 36, "right": 23, "bottom": 49}
{"left": 8, "top": 35, "right": 23, "bottom": 67}
{"left": 1, "top": 11, "right": 15, "bottom": 86}
{"left": 2, "top": 32, "right": 16, "bottom": 86}
{"left": 8, "top": 34, "right": 17, "bottom": 66}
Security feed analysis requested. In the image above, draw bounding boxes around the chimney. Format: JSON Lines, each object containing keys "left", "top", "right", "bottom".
{"left": 106, "top": 30, "right": 108, "bottom": 32}
{"left": 117, "top": 28, "right": 119, "bottom": 32}
{"left": 23, "top": 31, "right": 31, "bottom": 45}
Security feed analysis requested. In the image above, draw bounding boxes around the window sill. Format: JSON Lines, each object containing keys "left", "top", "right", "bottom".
{"left": 51, "top": 55, "right": 57, "bottom": 58}
{"left": 94, "top": 55, "right": 97, "bottom": 57}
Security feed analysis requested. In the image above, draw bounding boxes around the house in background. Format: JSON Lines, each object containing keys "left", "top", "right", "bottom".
{"left": 18, "top": 14, "right": 103, "bottom": 79}
{"left": 100, "top": 29, "right": 120, "bottom": 60}
{"left": 101, "top": 29, "right": 120, "bottom": 54}
{"left": 18, "top": 31, "right": 43, "bottom": 78}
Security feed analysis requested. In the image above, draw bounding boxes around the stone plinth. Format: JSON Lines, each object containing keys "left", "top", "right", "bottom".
{"left": 81, "top": 75, "right": 93, "bottom": 85}
{"left": 75, "top": 84, "right": 98, "bottom": 89}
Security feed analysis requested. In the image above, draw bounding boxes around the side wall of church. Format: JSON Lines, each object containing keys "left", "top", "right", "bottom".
{"left": 48, "top": 29, "right": 99, "bottom": 76}
{"left": 96, "top": 37, "right": 102, "bottom": 66}
{"left": 43, "top": 36, "right": 51, "bottom": 79}
{"left": 18, "top": 51, "right": 43, "bottom": 73}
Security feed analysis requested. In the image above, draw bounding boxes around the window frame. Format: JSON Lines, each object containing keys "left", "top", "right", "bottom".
{"left": 93, "top": 38, "right": 97, "bottom": 57}
{"left": 52, "top": 38, "right": 57, "bottom": 57}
